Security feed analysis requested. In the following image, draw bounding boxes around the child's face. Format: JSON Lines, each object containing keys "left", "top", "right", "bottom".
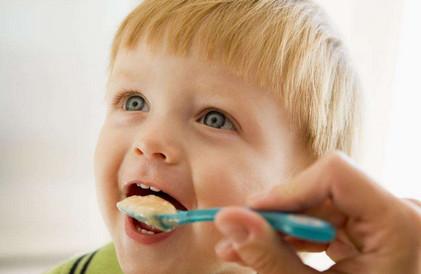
{"left": 94, "top": 41, "right": 311, "bottom": 274}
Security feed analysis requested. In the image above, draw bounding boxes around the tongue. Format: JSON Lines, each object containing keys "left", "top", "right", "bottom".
{"left": 133, "top": 218, "right": 163, "bottom": 234}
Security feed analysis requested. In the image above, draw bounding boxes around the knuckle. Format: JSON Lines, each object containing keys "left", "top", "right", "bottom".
{"left": 323, "top": 151, "right": 349, "bottom": 169}
{"left": 320, "top": 151, "right": 351, "bottom": 182}
{"left": 402, "top": 200, "right": 421, "bottom": 230}
{"left": 391, "top": 203, "right": 421, "bottom": 259}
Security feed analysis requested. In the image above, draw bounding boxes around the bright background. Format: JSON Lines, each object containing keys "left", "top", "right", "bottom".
{"left": 0, "top": 0, "right": 420, "bottom": 273}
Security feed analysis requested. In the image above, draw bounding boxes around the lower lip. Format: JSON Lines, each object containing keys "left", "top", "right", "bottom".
{"left": 124, "top": 216, "right": 175, "bottom": 245}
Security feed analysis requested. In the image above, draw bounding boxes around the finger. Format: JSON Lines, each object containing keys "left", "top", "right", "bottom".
{"left": 325, "top": 229, "right": 360, "bottom": 262}
{"left": 326, "top": 240, "right": 359, "bottom": 263}
{"left": 403, "top": 198, "right": 421, "bottom": 213}
{"left": 248, "top": 151, "right": 395, "bottom": 221}
{"left": 214, "top": 207, "right": 319, "bottom": 274}
{"left": 284, "top": 236, "right": 329, "bottom": 252}
{"left": 214, "top": 239, "right": 245, "bottom": 264}
{"left": 303, "top": 199, "right": 347, "bottom": 228}
{"left": 284, "top": 229, "right": 359, "bottom": 260}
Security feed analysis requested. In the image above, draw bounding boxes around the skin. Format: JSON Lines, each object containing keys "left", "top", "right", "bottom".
{"left": 94, "top": 41, "right": 312, "bottom": 274}
{"left": 215, "top": 152, "right": 421, "bottom": 274}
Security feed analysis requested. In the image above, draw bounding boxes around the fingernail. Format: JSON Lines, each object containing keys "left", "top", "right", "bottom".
{"left": 218, "top": 222, "right": 250, "bottom": 245}
{"left": 215, "top": 239, "right": 233, "bottom": 254}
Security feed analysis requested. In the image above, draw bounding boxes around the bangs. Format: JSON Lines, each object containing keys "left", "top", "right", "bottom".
{"left": 111, "top": 0, "right": 321, "bottom": 94}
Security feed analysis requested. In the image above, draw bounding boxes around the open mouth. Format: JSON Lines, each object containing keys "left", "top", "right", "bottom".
{"left": 125, "top": 183, "right": 187, "bottom": 235}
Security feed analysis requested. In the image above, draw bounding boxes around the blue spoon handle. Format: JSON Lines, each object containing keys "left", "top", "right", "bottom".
{"left": 159, "top": 208, "right": 336, "bottom": 243}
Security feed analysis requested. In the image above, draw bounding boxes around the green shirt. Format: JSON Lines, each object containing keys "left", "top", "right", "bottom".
{"left": 44, "top": 243, "right": 123, "bottom": 274}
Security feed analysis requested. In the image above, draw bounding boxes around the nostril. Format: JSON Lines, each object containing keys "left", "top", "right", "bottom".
{"left": 154, "top": 152, "right": 166, "bottom": 160}
{"left": 134, "top": 147, "right": 143, "bottom": 156}
{"left": 134, "top": 147, "right": 167, "bottom": 160}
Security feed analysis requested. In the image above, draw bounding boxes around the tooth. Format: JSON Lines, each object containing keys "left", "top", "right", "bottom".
{"left": 141, "top": 229, "right": 155, "bottom": 235}
{"left": 150, "top": 186, "right": 161, "bottom": 192}
{"left": 137, "top": 183, "right": 150, "bottom": 189}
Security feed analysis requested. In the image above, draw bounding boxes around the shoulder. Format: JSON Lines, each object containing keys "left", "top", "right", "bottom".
{"left": 44, "top": 243, "right": 123, "bottom": 274}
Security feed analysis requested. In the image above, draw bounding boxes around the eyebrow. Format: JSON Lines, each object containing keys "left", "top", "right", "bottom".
{"left": 111, "top": 68, "right": 142, "bottom": 83}
{"left": 105, "top": 67, "right": 143, "bottom": 95}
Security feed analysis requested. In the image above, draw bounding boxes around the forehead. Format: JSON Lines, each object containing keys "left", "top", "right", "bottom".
{"left": 111, "top": 41, "right": 272, "bottom": 98}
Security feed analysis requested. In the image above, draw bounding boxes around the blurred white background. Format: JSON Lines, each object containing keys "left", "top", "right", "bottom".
{"left": 0, "top": 0, "right": 420, "bottom": 273}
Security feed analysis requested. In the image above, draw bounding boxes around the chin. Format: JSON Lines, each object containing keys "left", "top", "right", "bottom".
{"left": 116, "top": 251, "right": 206, "bottom": 274}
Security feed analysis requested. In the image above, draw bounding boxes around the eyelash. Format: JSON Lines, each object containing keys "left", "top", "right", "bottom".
{"left": 112, "top": 90, "right": 140, "bottom": 108}
{"left": 112, "top": 90, "right": 238, "bottom": 130}
{"left": 199, "top": 109, "right": 237, "bottom": 131}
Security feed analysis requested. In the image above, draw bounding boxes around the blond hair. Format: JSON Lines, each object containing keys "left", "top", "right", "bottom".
{"left": 110, "top": 0, "right": 361, "bottom": 158}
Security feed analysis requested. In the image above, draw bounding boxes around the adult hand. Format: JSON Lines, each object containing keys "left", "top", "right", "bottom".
{"left": 214, "top": 151, "right": 421, "bottom": 274}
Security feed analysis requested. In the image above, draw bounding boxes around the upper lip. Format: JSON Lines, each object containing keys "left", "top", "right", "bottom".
{"left": 123, "top": 179, "right": 191, "bottom": 210}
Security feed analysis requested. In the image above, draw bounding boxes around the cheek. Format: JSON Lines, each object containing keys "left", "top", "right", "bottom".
{"left": 192, "top": 148, "right": 275, "bottom": 207}
{"left": 94, "top": 124, "right": 130, "bottom": 229}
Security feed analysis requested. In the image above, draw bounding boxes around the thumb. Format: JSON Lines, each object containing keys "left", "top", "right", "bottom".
{"left": 214, "top": 207, "right": 317, "bottom": 274}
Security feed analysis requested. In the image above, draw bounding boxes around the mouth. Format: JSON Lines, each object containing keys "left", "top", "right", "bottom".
{"left": 124, "top": 182, "right": 188, "bottom": 236}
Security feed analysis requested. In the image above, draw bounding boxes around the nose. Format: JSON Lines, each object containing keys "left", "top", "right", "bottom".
{"left": 134, "top": 145, "right": 167, "bottom": 161}
{"left": 133, "top": 123, "right": 182, "bottom": 165}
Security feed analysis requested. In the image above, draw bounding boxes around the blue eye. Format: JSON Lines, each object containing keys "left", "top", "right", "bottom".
{"left": 201, "top": 111, "right": 235, "bottom": 130}
{"left": 124, "top": 95, "right": 148, "bottom": 111}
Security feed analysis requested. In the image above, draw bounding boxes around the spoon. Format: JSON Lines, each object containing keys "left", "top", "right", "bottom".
{"left": 117, "top": 204, "right": 336, "bottom": 243}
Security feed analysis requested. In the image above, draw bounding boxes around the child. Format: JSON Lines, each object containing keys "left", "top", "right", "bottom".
{"left": 46, "top": 0, "right": 361, "bottom": 273}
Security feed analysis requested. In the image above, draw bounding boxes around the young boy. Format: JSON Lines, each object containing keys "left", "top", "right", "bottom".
{"left": 46, "top": 0, "right": 361, "bottom": 273}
